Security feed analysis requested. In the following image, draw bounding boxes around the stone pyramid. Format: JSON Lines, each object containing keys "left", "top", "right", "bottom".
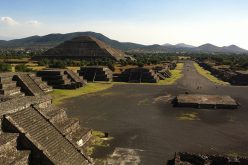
{"left": 33, "top": 36, "right": 131, "bottom": 61}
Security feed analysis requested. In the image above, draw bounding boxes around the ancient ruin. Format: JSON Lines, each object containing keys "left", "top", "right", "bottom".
{"left": 169, "top": 152, "right": 248, "bottom": 165}
{"left": 0, "top": 73, "right": 93, "bottom": 164}
{"left": 37, "top": 69, "right": 86, "bottom": 89}
{"left": 78, "top": 66, "right": 113, "bottom": 82}
{"left": 198, "top": 61, "right": 248, "bottom": 85}
{"left": 153, "top": 66, "right": 172, "bottom": 80}
{"left": 174, "top": 94, "right": 238, "bottom": 109}
{"left": 113, "top": 67, "right": 159, "bottom": 83}
{"left": 32, "top": 36, "right": 134, "bottom": 61}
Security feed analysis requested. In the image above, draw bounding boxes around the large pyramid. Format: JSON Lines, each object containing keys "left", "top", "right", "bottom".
{"left": 33, "top": 36, "right": 133, "bottom": 61}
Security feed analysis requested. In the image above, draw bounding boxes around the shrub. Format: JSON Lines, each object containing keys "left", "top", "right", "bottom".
{"left": 0, "top": 62, "right": 12, "bottom": 72}
{"left": 49, "top": 60, "right": 66, "bottom": 68}
{"left": 15, "top": 64, "right": 33, "bottom": 72}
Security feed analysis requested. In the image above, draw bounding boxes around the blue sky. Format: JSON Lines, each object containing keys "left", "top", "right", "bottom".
{"left": 0, "top": 0, "right": 248, "bottom": 48}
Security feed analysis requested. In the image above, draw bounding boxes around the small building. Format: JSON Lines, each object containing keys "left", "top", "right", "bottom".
{"left": 113, "top": 67, "right": 159, "bottom": 83}
{"left": 78, "top": 66, "right": 113, "bottom": 82}
{"left": 37, "top": 69, "right": 86, "bottom": 89}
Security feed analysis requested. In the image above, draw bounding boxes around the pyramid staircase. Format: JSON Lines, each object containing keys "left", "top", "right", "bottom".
{"left": 78, "top": 66, "right": 113, "bottom": 82}
{"left": 0, "top": 72, "right": 93, "bottom": 164}
{"left": 113, "top": 68, "right": 159, "bottom": 83}
{"left": 0, "top": 133, "right": 30, "bottom": 164}
{"left": 28, "top": 73, "right": 53, "bottom": 93}
{"left": 37, "top": 69, "right": 86, "bottom": 89}
{"left": 0, "top": 73, "right": 25, "bottom": 99}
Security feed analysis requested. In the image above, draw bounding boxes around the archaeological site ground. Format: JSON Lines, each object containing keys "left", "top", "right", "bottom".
{"left": 1, "top": 36, "right": 248, "bottom": 165}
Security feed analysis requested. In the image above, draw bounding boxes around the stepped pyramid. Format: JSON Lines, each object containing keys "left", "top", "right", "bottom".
{"left": 33, "top": 36, "right": 132, "bottom": 61}
{"left": 0, "top": 73, "right": 93, "bottom": 164}
{"left": 37, "top": 69, "right": 86, "bottom": 89}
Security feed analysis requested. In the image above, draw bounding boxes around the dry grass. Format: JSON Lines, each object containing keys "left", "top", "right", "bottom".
{"left": 177, "top": 112, "right": 200, "bottom": 121}
{"left": 193, "top": 62, "right": 229, "bottom": 85}
{"left": 157, "top": 63, "right": 184, "bottom": 85}
{"left": 51, "top": 82, "right": 113, "bottom": 105}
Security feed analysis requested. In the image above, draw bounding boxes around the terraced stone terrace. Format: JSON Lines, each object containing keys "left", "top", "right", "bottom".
{"left": 0, "top": 72, "right": 94, "bottom": 165}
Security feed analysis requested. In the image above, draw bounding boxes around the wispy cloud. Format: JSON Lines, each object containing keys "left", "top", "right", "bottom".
{"left": 1, "top": 17, "right": 18, "bottom": 26}
{"left": 26, "top": 20, "right": 41, "bottom": 27}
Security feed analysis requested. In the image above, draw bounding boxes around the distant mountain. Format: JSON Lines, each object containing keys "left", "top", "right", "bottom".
{"left": 222, "top": 45, "right": 248, "bottom": 53}
{"left": 131, "top": 43, "right": 248, "bottom": 54}
{"left": 193, "top": 43, "right": 221, "bottom": 52}
{"left": 0, "top": 32, "right": 247, "bottom": 54}
{"left": 0, "top": 32, "right": 145, "bottom": 51}
{"left": 175, "top": 43, "right": 195, "bottom": 48}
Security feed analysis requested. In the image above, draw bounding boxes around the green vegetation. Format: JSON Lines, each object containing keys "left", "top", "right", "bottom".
{"left": 15, "top": 64, "right": 33, "bottom": 72}
{"left": 158, "top": 63, "right": 184, "bottom": 85}
{"left": 51, "top": 83, "right": 113, "bottom": 105}
{"left": 0, "top": 62, "right": 12, "bottom": 72}
{"left": 85, "top": 130, "right": 113, "bottom": 156}
{"left": 193, "top": 62, "right": 229, "bottom": 85}
{"left": 193, "top": 54, "right": 248, "bottom": 70}
{"left": 130, "top": 53, "right": 177, "bottom": 65}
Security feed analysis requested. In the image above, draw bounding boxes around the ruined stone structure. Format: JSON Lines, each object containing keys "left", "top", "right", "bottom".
{"left": 153, "top": 66, "right": 172, "bottom": 80}
{"left": 169, "top": 152, "right": 248, "bottom": 165}
{"left": 174, "top": 94, "right": 238, "bottom": 109}
{"left": 113, "top": 68, "right": 159, "bottom": 83}
{"left": 32, "top": 36, "right": 134, "bottom": 61}
{"left": 198, "top": 61, "right": 248, "bottom": 85}
{"left": 0, "top": 73, "right": 93, "bottom": 164}
{"left": 37, "top": 69, "right": 86, "bottom": 89}
{"left": 78, "top": 66, "right": 113, "bottom": 82}
{"left": 0, "top": 73, "right": 52, "bottom": 97}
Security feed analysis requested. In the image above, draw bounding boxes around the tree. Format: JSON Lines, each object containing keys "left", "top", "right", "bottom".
{"left": 15, "top": 64, "right": 33, "bottom": 72}
{"left": 0, "top": 62, "right": 12, "bottom": 72}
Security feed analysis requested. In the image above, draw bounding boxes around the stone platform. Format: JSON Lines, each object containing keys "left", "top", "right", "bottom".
{"left": 169, "top": 152, "right": 248, "bottom": 165}
{"left": 174, "top": 94, "right": 238, "bottom": 109}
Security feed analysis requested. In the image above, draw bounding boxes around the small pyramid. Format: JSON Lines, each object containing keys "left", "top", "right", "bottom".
{"left": 33, "top": 36, "right": 132, "bottom": 61}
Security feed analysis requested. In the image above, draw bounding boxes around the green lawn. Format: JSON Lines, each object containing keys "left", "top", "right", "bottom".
{"left": 51, "top": 83, "right": 113, "bottom": 105}
{"left": 193, "top": 63, "right": 229, "bottom": 85}
{"left": 158, "top": 63, "right": 184, "bottom": 85}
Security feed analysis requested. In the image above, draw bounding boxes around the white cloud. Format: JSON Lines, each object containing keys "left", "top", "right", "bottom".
{"left": 1, "top": 17, "right": 18, "bottom": 26}
{"left": 26, "top": 20, "right": 41, "bottom": 27}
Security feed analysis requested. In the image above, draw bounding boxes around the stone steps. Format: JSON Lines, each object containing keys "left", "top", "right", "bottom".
{"left": 0, "top": 133, "right": 19, "bottom": 150}
{"left": 0, "top": 76, "right": 13, "bottom": 84}
{"left": 29, "top": 73, "right": 53, "bottom": 93}
{"left": 14, "top": 74, "right": 45, "bottom": 96}
{"left": 0, "top": 133, "right": 30, "bottom": 165}
{"left": 156, "top": 73, "right": 166, "bottom": 80}
{"left": 0, "top": 87, "right": 22, "bottom": 96}
{"left": 4, "top": 107, "right": 90, "bottom": 164}
{"left": 66, "top": 127, "right": 92, "bottom": 148}
{"left": 54, "top": 118, "right": 80, "bottom": 135}
{"left": 65, "top": 69, "right": 86, "bottom": 87}
{"left": 37, "top": 69, "right": 85, "bottom": 89}
{"left": 0, "top": 81, "right": 17, "bottom": 89}
{"left": 35, "top": 105, "right": 67, "bottom": 124}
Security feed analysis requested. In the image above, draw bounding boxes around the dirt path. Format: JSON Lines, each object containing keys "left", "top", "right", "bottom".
{"left": 177, "top": 61, "right": 219, "bottom": 93}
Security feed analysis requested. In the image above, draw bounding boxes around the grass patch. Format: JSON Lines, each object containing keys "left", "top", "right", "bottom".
{"left": 86, "top": 131, "right": 113, "bottom": 156}
{"left": 193, "top": 63, "right": 229, "bottom": 85}
{"left": 177, "top": 112, "right": 200, "bottom": 121}
{"left": 51, "top": 83, "right": 113, "bottom": 105}
{"left": 158, "top": 63, "right": 184, "bottom": 85}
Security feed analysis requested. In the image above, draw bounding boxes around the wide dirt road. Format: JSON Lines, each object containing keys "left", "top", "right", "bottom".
{"left": 62, "top": 61, "right": 248, "bottom": 165}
